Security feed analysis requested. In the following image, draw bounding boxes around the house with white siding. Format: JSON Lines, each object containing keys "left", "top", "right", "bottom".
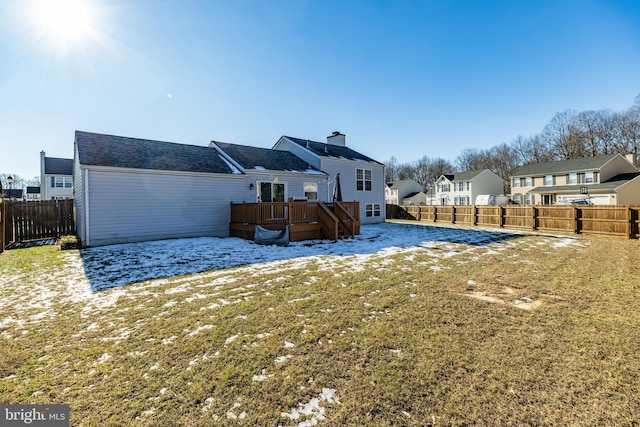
{"left": 40, "top": 151, "right": 74, "bottom": 200}
{"left": 434, "top": 169, "right": 504, "bottom": 205}
{"left": 272, "top": 132, "right": 386, "bottom": 223}
{"left": 385, "top": 179, "right": 424, "bottom": 205}
{"left": 74, "top": 130, "right": 383, "bottom": 247}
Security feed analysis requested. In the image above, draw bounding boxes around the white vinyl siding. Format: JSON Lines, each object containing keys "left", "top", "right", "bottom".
{"left": 81, "top": 170, "right": 249, "bottom": 247}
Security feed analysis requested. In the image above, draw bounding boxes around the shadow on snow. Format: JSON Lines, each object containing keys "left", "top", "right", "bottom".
{"left": 80, "top": 222, "right": 531, "bottom": 292}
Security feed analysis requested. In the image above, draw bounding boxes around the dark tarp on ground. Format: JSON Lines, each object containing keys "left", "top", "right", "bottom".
{"left": 254, "top": 225, "right": 289, "bottom": 246}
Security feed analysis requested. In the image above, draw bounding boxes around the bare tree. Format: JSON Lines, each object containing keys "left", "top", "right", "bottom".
{"left": 396, "top": 162, "right": 414, "bottom": 181}
{"left": 613, "top": 109, "right": 640, "bottom": 165}
{"left": 384, "top": 156, "right": 399, "bottom": 182}
{"left": 487, "top": 143, "right": 519, "bottom": 182}
{"left": 542, "top": 110, "right": 586, "bottom": 159}
{"left": 455, "top": 148, "right": 487, "bottom": 172}
{"left": 430, "top": 158, "right": 454, "bottom": 181}
{"left": 577, "top": 110, "right": 600, "bottom": 156}
{"left": 412, "top": 156, "right": 433, "bottom": 189}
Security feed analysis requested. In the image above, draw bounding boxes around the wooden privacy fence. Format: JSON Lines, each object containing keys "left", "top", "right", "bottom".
{"left": 1, "top": 199, "right": 75, "bottom": 251}
{"left": 387, "top": 204, "right": 640, "bottom": 239}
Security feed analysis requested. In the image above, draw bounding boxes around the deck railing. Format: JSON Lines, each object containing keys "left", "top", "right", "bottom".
{"left": 230, "top": 201, "right": 360, "bottom": 241}
{"left": 317, "top": 202, "right": 339, "bottom": 241}
{"left": 334, "top": 201, "right": 359, "bottom": 238}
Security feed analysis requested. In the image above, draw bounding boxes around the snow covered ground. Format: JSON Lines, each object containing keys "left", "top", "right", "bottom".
{"left": 79, "top": 222, "right": 531, "bottom": 291}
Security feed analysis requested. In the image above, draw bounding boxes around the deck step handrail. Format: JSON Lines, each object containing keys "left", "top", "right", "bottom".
{"left": 334, "top": 201, "right": 357, "bottom": 238}
{"left": 317, "top": 202, "right": 339, "bottom": 241}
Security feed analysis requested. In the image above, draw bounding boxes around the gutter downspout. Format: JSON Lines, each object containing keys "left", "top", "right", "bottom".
{"left": 84, "top": 169, "right": 90, "bottom": 247}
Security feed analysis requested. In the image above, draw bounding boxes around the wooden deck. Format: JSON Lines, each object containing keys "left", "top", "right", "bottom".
{"left": 229, "top": 201, "right": 360, "bottom": 242}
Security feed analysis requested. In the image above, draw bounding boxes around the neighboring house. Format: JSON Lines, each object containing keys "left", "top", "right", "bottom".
{"left": 434, "top": 169, "right": 504, "bottom": 205}
{"left": 510, "top": 153, "right": 639, "bottom": 205}
{"left": 74, "top": 130, "right": 383, "bottom": 247}
{"left": 2, "top": 189, "right": 23, "bottom": 200}
{"left": 41, "top": 151, "right": 74, "bottom": 200}
{"left": 385, "top": 179, "right": 424, "bottom": 205}
{"left": 26, "top": 186, "right": 41, "bottom": 201}
{"left": 425, "top": 186, "right": 437, "bottom": 205}
{"left": 210, "top": 141, "right": 329, "bottom": 203}
{"left": 401, "top": 191, "right": 428, "bottom": 206}
{"left": 272, "top": 132, "right": 386, "bottom": 223}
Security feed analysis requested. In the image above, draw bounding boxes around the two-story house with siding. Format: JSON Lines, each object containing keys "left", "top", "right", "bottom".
{"left": 510, "top": 153, "right": 640, "bottom": 205}
{"left": 74, "top": 130, "right": 385, "bottom": 247}
{"left": 40, "top": 151, "right": 74, "bottom": 200}
{"left": 385, "top": 179, "right": 425, "bottom": 205}
{"left": 434, "top": 169, "right": 504, "bottom": 205}
{"left": 273, "top": 132, "right": 386, "bottom": 223}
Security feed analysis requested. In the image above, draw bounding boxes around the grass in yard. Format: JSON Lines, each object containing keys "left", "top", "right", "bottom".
{"left": 0, "top": 226, "right": 639, "bottom": 425}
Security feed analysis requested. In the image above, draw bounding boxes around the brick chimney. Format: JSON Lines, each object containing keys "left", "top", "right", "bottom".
{"left": 326, "top": 131, "right": 346, "bottom": 147}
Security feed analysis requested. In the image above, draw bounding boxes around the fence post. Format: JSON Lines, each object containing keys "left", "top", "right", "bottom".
{"left": 574, "top": 206, "right": 580, "bottom": 235}
{"left": 628, "top": 207, "right": 633, "bottom": 239}
{"left": 433, "top": 206, "right": 438, "bottom": 222}
{"left": 451, "top": 206, "right": 456, "bottom": 224}
{"left": 473, "top": 205, "right": 478, "bottom": 225}
{"left": 531, "top": 206, "right": 537, "bottom": 231}
{"left": 0, "top": 202, "right": 4, "bottom": 253}
{"left": 500, "top": 206, "right": 505, "bottom": 228}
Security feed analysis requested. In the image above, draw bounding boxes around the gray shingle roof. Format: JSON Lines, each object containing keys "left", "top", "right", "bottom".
{"left": 284, "top": 136, "right": 381, "bottom": 164}
{"left": 75, "top": 131, "right": 235, "bottom": 174}
{"left": 3, "top": 189, "right": 23, "bottom": 198}
{"left": 512, "top": 154, "right": 619, "bottom": 177}
{"left": 387, "top": 179, "right": 419, "bottom": 189}
{"left": 212, "top": 141, "right": 323, "bottom": 173}
{"left": 442, "top": 170, "right": 485, "bottom": 182}
{"left": 44, "top": 157, "right": 73, "bottom": 175}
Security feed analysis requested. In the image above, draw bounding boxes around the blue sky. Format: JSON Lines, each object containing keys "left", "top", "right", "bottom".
{"left": 1, "top": 0, "right": 639, "bottom": 181}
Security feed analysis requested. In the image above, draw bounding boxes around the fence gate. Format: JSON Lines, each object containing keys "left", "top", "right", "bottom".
{"left": 1, "top": 199, "right": 75, "bottom": 250}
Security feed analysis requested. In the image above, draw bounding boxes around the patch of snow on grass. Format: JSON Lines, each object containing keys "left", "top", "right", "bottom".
{"left": 552, "top": 237, "right": 578, "bottom": 248}
{"left": 96, "top": 353, "right": 111, "bottom": 364}
{"left": 224, "top": 334, "right": 239, "bottom": 345}
{"left": 162, "top": 336, "right": 177, "bottom": 345}
{"left": 275, "top": 355, "right": 292, "bottom": 364}
{"left": 188, "top": 325, "right": 215, "bottom": 337}
{"left": 281, "top": 388, "right": 340, "bottom": 426}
